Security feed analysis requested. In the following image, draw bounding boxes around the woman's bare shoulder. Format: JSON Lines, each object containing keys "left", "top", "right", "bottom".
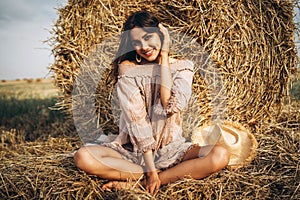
{"left": 118, "top": 60, "right": 136, "bottom": 75}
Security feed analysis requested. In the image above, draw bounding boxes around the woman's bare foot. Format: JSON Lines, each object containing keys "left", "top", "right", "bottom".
{"left": 102, "top": 181, "right": 133, "bottom": 190}
{"left": 101, "top": 170, "right": 162, "bottom": 192}
{"left": 101, "top": 178, "right": 145, "bottom": 191}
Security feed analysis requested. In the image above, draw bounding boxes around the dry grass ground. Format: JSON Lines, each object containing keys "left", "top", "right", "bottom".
{"left": 0, "top": 79, "right": 299, "bottom": 199}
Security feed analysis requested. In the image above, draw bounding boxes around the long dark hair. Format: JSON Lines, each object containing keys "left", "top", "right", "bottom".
{"left": 111, "top": 11, "right": 162, "bottom": 82}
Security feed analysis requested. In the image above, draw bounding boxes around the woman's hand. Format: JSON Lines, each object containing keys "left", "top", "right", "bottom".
{"left": 143, "top": 150, "right": 161, "bottom": 194}
{"left": 158, "top": 23, "right": 170, "bottom": 55}
{"left": 145, "top": 171, "right": 161, "bottom": 194}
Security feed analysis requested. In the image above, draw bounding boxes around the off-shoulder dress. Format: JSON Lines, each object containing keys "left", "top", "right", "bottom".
{"left": 103, "top": 59, "right": 195, "bottom": 170}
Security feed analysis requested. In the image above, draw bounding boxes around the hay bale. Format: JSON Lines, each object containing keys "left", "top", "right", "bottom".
{"left": 49, "top": 0, "right": 298, "bottom": 140}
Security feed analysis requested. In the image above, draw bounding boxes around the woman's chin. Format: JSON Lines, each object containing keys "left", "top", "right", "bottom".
{"left": 143, "top": 55, "right": 160, "bottom": 63}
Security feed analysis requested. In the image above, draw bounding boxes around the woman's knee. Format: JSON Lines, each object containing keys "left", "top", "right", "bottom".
{"left": 74, "top": 146, "right": 116, "bottom": 175}
{"left": 74, "top": 146, "right": 94, "bottom": 170}
{"left": 210, "top": 145, "right": 230, "bottom": 172}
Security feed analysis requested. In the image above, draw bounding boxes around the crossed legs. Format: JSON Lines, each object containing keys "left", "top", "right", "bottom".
{"left": 74, "top": 144, "right": 229, "bottom": 190}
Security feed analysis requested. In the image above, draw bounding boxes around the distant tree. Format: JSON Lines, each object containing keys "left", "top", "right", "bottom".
{"left": 26, "top": 79, "right": 33, "bottom": 83}
{"left": 36, "top": 78, "right": 42, "bottom": 83}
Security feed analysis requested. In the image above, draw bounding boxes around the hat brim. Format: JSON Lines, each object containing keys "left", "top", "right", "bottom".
{"left": 191, "top": 121, "right": 258, "bottom": 170}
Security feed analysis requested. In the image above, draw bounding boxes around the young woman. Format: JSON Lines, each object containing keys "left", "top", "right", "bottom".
{"left": 74, "top": 11, "right": 229, "bottom": 194}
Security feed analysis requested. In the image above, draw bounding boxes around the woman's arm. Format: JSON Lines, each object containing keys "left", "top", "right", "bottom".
{"left": 117, "top": 74, "right": 156, "bottom": 153}
{"left": 141, "top": 24, "right": 171, "bottom": 194}
{"left": 159, "top": 24, "right": 172, "bottom": 108}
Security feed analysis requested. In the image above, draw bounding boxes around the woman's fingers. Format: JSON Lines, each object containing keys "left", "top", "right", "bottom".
{"left": 158, "top": 23, "right": 170, "bottom": 53}
{"left": 159, "top": 23, "right": 169, "bottom": 39}
{"left": 146, "top": 180, "right": 161, "bottom": 194}
{"left": 147, "top": 184, "right": 158, "bottom": 194}
{"left": 154, "top": 182, "right": 161, "bottom": 194}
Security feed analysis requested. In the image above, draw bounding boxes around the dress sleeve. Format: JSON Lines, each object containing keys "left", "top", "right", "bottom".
{"left": 117, "top": 76, "right": 156, "bottom": 153}
{"left": 165, "top": 60, "right": 194, "bottom": 115}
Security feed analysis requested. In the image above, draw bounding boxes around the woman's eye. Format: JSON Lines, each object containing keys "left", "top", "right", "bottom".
{"left": 144, "top": 34, "right": 152, "bottom": 41}
{"left": 131, "top": 41, "right": 139, "bottom": 47}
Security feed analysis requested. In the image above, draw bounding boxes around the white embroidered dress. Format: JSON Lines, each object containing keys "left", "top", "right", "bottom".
{"left": 103, "top": 59, "right": 194, "bottom": 170}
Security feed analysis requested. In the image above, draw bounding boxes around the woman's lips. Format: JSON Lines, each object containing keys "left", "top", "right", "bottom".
{"left": 143, "top": 49, "right": 154, "bottom": 57}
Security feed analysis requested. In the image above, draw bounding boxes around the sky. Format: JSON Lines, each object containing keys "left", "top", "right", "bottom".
{"left": 0, "top": 0, "right": 67, "bottom": 80}
{"left": 0, "top": 1, "right": 299, "bottom": 80}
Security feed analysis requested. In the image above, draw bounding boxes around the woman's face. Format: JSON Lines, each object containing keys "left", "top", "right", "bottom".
{"left": 130, "top": 26, "right": 162, "bottom": 63}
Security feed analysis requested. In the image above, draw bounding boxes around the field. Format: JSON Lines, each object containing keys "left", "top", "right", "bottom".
{"left": 0, "top": 78, "right": 299, "bottom": 199}
{"left": 0, "top": 79, "right": 59, "bottom": 98}
{"left": 0, "top": 79, "right": 73, "bottom": 141}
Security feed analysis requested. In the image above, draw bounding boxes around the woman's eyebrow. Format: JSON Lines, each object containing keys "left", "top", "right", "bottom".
{"left": 131, "top": 33, "right": 151, "bottom": 43}
{"left": 131, "top": 39, "right": 140, "bottom": 44}
{"left": 142, "top": 33, "right": 151, "bottom": 39}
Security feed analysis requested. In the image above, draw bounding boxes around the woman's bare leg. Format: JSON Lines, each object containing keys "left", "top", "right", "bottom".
{"left": 158, "top": 145, "right": 230, "bottom": 185}
{"left": 74, "top": 146, "right": 144, "bottom": 181}
{"left": 74, "top": 145, "right": 229, "bottom": 190}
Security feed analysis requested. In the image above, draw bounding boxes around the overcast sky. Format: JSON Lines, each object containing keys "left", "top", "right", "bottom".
{"left": 0, "top": 1, "right": 299, "bottom": 80}
{"left": 0, "top": 0, "right": 67, "bottom": 80}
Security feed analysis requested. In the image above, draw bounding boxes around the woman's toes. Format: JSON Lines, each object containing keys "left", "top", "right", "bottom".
{"left": 102, "top": 181, "right": 116, "bottom": 190}
{"left": 102, "top": 180, "right": 140, "bottom": 191}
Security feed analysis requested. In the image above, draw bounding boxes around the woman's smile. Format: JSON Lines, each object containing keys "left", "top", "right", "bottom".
{"left": 143, "top": 49, "right": 154, "bottom": 57}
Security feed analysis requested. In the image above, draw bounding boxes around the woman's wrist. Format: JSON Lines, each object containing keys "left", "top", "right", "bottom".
{"left": 159, "top": 52, "right": 170, "bottom": 67}
{"left": 160, "top": 51, "right": 169, "bottom": 58}
{"left": 145, "top": 170, "right": 159, "bottom": 178}
{"left": 143, "top": 150, "right": 157, "bottom": 172}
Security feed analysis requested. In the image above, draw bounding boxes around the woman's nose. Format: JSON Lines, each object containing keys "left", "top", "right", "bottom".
{"left": 141, "top": 41, "right": 149, "bottom": 50}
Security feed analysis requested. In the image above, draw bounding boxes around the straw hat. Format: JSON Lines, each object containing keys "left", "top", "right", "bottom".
{"left": 191, "top": 121, "right": 258, "bottom": 169}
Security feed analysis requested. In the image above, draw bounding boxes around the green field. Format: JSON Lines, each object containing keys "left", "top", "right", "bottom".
{"left": 0, "top": 79, "right": 59, "bottom": 98}
{"left": 0, "top": 79, "right": 74, "bottom": 141}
